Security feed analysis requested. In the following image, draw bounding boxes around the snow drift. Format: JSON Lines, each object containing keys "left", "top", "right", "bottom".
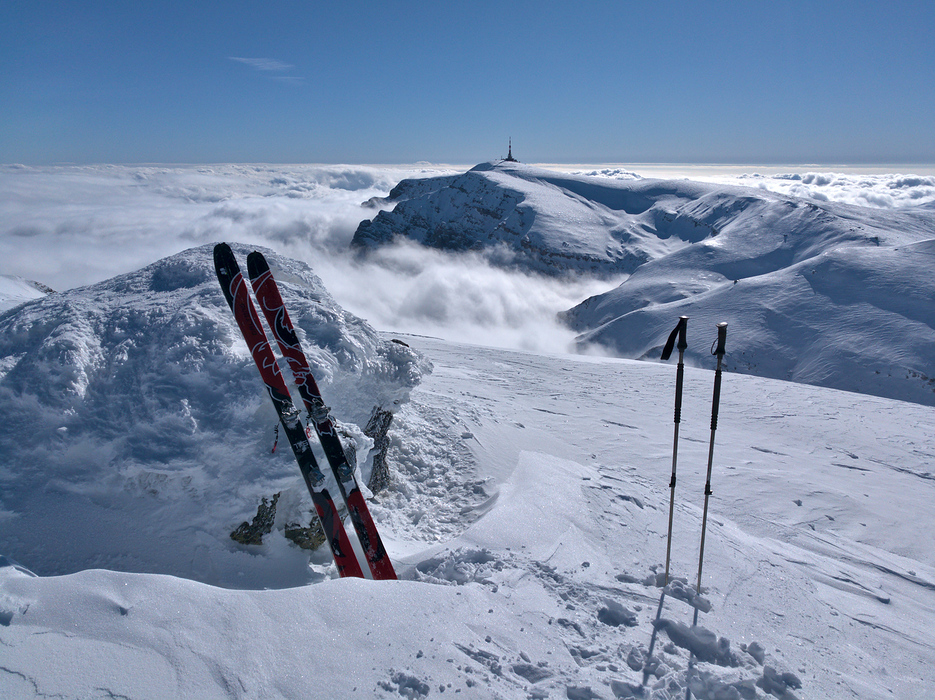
{"left": 0, "top": 243, "right": 428, "bottom": 587}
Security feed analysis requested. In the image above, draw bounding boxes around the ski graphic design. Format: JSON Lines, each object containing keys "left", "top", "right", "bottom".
{"left": 213, "top": 243, "right": 364, "bottom": 579}
{"left": 247, "top": 250, "right": 397, "bottom": 580}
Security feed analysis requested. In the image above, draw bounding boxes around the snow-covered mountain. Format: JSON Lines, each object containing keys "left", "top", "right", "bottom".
{"left": 0, "top": 244, "right": 427, "bottom": 588}
{"left": 353, "top": 162, "right": 935, "bottom": 406}
{"left": 0, "top": 275, "right": 52, "bottom": 312}
{"left": 563, "top": 211, "right": 935, "bottom": 407}
{"left": 353, "top": 161, "right": 679, "bottom": 276}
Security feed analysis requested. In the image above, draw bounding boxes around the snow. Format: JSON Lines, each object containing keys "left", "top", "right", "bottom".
{"left": 3, "top": 332, "right": 935, "bottom": 698}
{"left": 0, "top": 276, "right": 50, "bottom": 312}
{"left": 2, "top": 163, "right": 935, "bottom": 699}
{"left": 350, "top": 161, "right": 935, "bottom": 405}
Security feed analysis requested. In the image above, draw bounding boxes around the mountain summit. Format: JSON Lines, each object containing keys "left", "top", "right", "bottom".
{"left": 352, "top": 163, "right": 935, "bottom": 405}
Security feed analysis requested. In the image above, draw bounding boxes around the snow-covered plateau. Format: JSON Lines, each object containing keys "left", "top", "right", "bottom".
{"left": 1, "top": 163, "right": 935, "bottom": 699}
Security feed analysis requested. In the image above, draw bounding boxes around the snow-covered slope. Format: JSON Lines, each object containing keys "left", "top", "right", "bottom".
{"left": 351, "top": 161, "right": 935, "bottom": 279}
{"left": 3, "top": 335, "right": 934, "bottom": 699}
{"left": 564, "top": 218, "right": 935, "bottom": 407}
{"left": 0, "top": 244, "right": 427, "bottom": 588}
{"left": 353, "top": 161, "right": 689, "bottom": 276}
{"left": 0, "top": 275, "right": 52, "bottom": 312}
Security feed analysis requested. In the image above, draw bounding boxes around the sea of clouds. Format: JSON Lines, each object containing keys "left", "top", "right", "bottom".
{"left": 0, "top": 164, "right": 611, "bottom": 353}
{"left": 569, "top": 165, "right": 935, "bottom": 209}
{"left": 2, "top": 162, "right": 933, "bottom": 353}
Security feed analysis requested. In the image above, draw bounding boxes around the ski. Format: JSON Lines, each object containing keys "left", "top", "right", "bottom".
{"left": 213, "top": 243, "right": 364, "bottom": 579}
{"left": 246, "top": 250, "right": 397, "bottom": 580}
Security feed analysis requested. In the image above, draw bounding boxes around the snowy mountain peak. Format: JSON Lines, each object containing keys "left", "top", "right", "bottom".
{"left": 352, "top": 162, "right": 934, "bottom": 281}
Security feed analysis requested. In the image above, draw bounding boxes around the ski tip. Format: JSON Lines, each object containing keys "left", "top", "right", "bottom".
{"left": 213, "top": 242, "right": 236, "bottom": 270}
{"left": 213, "top": 242, "right": 242, "bottom": 271}
{"left": 246, "top": 250, "right": 270, "bottom": 278}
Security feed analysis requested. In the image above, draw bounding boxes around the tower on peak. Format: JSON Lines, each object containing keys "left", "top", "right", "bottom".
{"left": 503, "top": 138, "right": 518, "bottom": 162}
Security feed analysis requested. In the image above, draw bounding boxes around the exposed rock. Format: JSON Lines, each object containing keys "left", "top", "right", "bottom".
{"left": 283, "top": 519, "right": 326, "bottom": 551}
{"left": 230, "top": 493, "right": 280, "bottom": 545}
{"left": 365, "top": 405, "right": 394, "bottom": 494}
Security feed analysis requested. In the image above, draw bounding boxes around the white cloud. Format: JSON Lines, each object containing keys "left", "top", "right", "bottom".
{"left": 0, "top": 164, "right": 615, "bottom": 354}
{"left": 229, "top": 57, "right": 294, "bottom": 71}
{"left": 314, "top": 241, "right": 616, "bottom": 354}
{"left": 570, "top": 165, "right": 935, "bottom": 209}
{"left": 736, "top": 172, "right": 935, "bottom": 208}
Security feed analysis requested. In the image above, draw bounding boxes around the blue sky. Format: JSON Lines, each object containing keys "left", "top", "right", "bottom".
{"left": 2, "top": 1, "right": 933, "bottom": 165}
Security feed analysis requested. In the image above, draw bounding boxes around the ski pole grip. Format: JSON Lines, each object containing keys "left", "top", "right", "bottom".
{"left": 710, "top": 370, "right": 722, "bottom": 431}
{"left": 674, "top": 363, "right": 685, "bottom": 423}
{"left": 677, "top": 315, "right": 688, "bottom": 352}
{"left": 709, "top": 323, "right": 727, "bottom": 431}
{"left": 713, "top": 322, "right": 727, "bottom": 357}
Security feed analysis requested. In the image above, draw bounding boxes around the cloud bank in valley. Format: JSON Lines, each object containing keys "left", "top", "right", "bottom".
{"left": 0, "top": 164, "right": 608, "bottom": 353}
{"left": 2, "top": 162, "right": 933, "bottom": 355}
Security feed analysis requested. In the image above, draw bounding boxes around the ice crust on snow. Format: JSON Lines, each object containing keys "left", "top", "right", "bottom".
{"left": 0, "top": 243, "right": 428, "bottom": 587}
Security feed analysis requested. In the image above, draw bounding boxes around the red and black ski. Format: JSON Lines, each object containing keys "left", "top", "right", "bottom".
{"left": 247, "top": 250, "right": 397, "bottom": 580}
{"left": 213, "top": 243, "right": 364, "bottom": 579}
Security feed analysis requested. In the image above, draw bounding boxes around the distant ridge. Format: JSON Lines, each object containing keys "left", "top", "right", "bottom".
{"left": 352, "top": 162, "right": 935, "bottom": 405}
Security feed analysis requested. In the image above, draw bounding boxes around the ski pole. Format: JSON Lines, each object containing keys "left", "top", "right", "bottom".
{"left": 660, "top": 316, "right": 688, "bottom": 586}
{"left": 695, "top": 322, "right": 728, "bottom": 595}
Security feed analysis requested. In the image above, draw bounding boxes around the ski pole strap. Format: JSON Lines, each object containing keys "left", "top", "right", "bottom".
{"left": 670, "top": 474, "right": 677, "bottom": 488}
{"left": 704, "top": 481, "right": 712, "bottom": 496}
{"left": 272, "top": 424, "right": 279, "bottom": 453}
{"left": 661, "top": 316, "right": 688, "bottom": 361}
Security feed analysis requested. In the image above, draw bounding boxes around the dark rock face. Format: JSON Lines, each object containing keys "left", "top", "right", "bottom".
{"left": 365, "top": 405, "right": 395, "bottom": 494}
{"left": 230, "top": 493, "right": 280, "bottom": 546}
{"left": 230, "top": 492, "right": 326, "bottom": 551}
